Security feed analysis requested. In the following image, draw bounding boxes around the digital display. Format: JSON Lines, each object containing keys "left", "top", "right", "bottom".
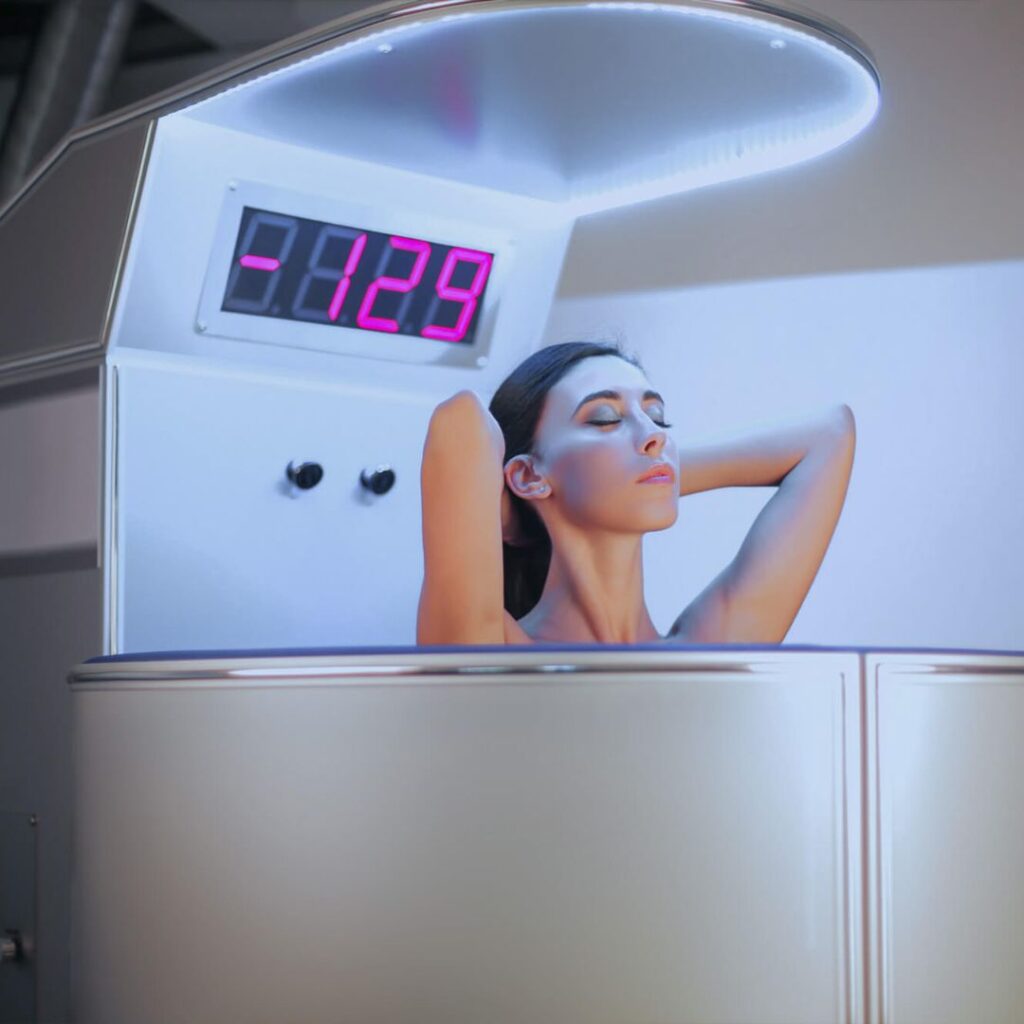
{"left": 222, "top": 206, "right": 495, "bottom": 345}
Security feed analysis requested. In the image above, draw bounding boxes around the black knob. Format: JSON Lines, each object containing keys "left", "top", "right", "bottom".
{"left": 360, "top": 466, "right": 396, "bottom": 495}
{"left": 287, "top": 461, "right": 324, "bottom": 490}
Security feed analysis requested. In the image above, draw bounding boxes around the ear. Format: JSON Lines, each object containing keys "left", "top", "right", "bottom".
{"left": 504, "top": 454, "right": 550, "bottom": 502}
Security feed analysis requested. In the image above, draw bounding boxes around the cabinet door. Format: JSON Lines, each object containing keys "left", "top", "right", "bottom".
{"left": 72, "top": 652, "right": 864, "bottom": 1024}
{"left": 869, "top": 653, "right": 1024, "bottom": 1023}
{"left": 116, "top": 364, "right": 435, "bottom": 651}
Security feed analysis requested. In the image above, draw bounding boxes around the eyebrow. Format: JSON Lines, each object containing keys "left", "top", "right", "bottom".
{"left": 572, "top": 389, "right": 665, "bottom": 416}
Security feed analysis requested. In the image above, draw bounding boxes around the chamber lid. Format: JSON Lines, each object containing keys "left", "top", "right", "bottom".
{"left": 5, "top": 0, "right": 880, "bottom": 221}
{"left": 162, "top": 0, "right": 881, "bottom": 214}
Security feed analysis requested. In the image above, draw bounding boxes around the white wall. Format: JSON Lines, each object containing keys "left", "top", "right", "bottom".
{"left": 545, "top": 259, "right": 1024, "bottom": 650}
{"left": 547, "top": 0, "right": 1023, "bottom": 650}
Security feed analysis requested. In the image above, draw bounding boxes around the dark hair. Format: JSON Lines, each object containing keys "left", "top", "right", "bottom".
{"left": 488, "top": 339, "right": 646, "bottom": 620}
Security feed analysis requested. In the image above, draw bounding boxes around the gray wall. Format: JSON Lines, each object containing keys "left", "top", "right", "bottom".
{"left": 558, "top": 0, "right": 1024, "bottom": 296}
{"left": 0, "top": 568, "right": 103, "bottom": 1024}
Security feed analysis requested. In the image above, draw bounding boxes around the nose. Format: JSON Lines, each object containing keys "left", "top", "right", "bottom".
{"left": 640, "top": 423, "right": 667, "bottom": 455}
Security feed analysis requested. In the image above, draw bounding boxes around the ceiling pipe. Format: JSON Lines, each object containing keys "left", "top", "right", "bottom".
{"left": 0, "top": 0, "right": 139, "bottom": 204}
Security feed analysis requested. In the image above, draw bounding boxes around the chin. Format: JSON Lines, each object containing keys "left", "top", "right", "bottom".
{"left": 646, "top": 515, "right": 678, "bottom": 534}
{"left": 633, "top": 505, "right": 679, "bottom": 534}
{"left": 643, "top": 499, "right": 675, "bottom": 532}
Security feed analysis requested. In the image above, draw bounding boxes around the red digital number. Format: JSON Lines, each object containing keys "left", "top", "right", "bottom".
{"left": 421, "top": 249, "right": 493, "bottom": 342}
{"left": 356, "top": 237, "right": 431, "bottom": 333}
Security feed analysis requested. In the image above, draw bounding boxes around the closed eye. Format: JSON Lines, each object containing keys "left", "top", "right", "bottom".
{"left": 588, "top": 418, "right": 673, "bottom": 429}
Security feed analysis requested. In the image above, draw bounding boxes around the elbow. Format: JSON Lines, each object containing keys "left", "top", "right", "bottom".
{"left": 831, "top": 403, "right": 856, "bottom": 445}
{"left": 428, "top": 391, "right": 505, "bottom": 462}
{"left": 830, "top": 404, "right": 857, "bottom": 482}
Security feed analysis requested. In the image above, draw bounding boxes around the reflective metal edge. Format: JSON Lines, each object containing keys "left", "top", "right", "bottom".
{"left": 0, "top": 344, "right": 105, "bottom": 386}
{"left": 866, "top": 651, "right": 1024, "bottom": 677}
{"left": 710, "top": 0, "right": 878, "bottom": 85}
{"left": 98, "top": 119, "right": 156, "bottom": 352}
{"left": 0, "top": 0, "right": 879, "bottom": 225}
{"left": 104, "top": 363, "right": 120, "bottom": 656}
{"left": 67, "top": 647, "right": 859, "bottom": 688}
{"left": 860, "top": 649, "right": 1024, "bottom": 1024}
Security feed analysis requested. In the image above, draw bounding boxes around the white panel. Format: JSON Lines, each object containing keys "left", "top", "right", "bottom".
{"left": 0, "top": 388, "right": 99, "bottom": 557}
{"left": 116, "top": 363, "right": 435, "bottom": 651}
{"left": 72, "top": 652, "right": 861, "bottom": 1024}
{"left": 193, "top": 178, "right": 515, "bottom": 368}
{"left": 867, "top": 653, "right": 1024, "bottom": 1024}
{"left": 109, "top": 116, "right": 572, "bottom": 397}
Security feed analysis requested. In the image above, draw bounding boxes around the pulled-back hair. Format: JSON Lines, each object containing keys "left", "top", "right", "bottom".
{"left": 488, "top": 340, "right": 646, "bottom": 620}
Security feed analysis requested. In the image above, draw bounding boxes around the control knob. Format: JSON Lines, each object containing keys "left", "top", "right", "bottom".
{"left": 286, "top": 461, "right": 324, "bottom": 490}
{"left": 360, "top": 466, "right": 396, "bottom": 495}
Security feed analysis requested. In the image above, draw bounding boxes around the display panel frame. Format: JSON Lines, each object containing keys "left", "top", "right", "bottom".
{"left": 195, "top": 179, "right": 514, "bottom": 367}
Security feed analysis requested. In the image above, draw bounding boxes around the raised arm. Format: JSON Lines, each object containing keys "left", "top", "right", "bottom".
{"left": 669, "top": 404, "right": 856, "bottom": 644}
{"left": 417, "top": 390, "right": 508, "bottom": 645}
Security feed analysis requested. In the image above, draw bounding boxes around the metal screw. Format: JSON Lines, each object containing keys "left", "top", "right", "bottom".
{"left": 197, "top": 321, "right": 207, "bottom": 333}
{"left": 1, "top": 932, "right": 21, "bottom": 962}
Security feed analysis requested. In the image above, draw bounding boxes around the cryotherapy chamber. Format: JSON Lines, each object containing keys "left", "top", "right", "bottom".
{"left": 0, "top": 0, "right": 1018, "bottom": 1020}
{"left": 0, "top": 0, "right": 882, "bottom": 655}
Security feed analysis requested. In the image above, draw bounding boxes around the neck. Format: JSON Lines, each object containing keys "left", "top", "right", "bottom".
{"left": 521, "top": 529, "right": 660, "bottom": 644}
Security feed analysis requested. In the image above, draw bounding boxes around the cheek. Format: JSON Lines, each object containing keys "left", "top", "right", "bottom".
{"left": 551, "top": 443, "right": 633, "bottom": 511}
{"left": 545, "top": 437, "right": 680, "bottom": 529}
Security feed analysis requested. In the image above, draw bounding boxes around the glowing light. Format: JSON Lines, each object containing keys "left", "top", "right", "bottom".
{"left": 239, "top": 254, "right": 281, "bottom": 272}
{"left": 356, "top": 236, "right": 431, "bottom": 332}
{"left": 422, "top": 249, "right": 493, "bottom": 342}
{"left": 327, "top": 231, "right": 367, "bottom": 321}
{"left": 182, "top": 2, "right": 879, "bottom": 216}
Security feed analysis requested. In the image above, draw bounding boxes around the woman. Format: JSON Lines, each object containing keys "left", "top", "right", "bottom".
{"left": 417, "top": 340, "right": 855, "bottom": 645}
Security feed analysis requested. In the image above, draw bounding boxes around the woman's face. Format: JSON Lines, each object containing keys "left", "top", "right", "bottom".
{"left": 510, "top": 356, "right": 680, "bottom": 536}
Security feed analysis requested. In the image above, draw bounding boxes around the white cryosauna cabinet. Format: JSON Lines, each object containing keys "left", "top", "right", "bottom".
{"left": 0, "top": 1, "right": 892, "bottom": 1021}
{"left": 0, "top": 0, "right": 882, "bottom": 655}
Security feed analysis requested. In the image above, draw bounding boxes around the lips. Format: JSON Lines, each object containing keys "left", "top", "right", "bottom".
{"left": 637, "top": 464, "right": 674, "bottom": 484}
